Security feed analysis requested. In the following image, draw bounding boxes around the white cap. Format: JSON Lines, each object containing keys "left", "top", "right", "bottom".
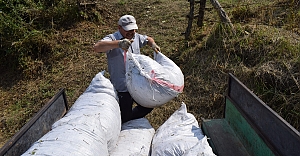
{"left": 118, "top": 15, "right": 138, "bottom": 31}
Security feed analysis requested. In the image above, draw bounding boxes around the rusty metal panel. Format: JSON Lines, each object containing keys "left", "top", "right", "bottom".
{"left": 0, "top": 88, "right": 68, "bottom": 156}
{"left": 227, "top": 73, "right": 300, "bottom": 156}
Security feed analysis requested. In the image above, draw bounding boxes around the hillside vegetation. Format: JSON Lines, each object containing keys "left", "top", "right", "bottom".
{"left": 0, "top": 0, "right": 299, "bottom": 146}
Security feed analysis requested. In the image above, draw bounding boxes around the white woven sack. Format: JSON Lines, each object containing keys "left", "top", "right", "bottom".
{"left": 67, "top": 71, "right": 121, "bottom": 153}
{"left": 22, "top": 71, "right": 120, "bottom": 155}
{"left": 110, "top": 118, "right": 155, "bottom": 156}
{"left": 69, "top": 92, "right": 121, "bottom": 153}
{"left": 182, "top": 136, "right": 216, "bottom": 156}
{"left": 22, "top": 115, "right": 108, "bottom": 156}
{"left": 151, "top": 102, "right": 215, "bottom": 156}
{"left": 84, "top": 70, "right": 118, "bottom": 99}
{"left": 125, "top": 52, "right": 184, "bottom": 108}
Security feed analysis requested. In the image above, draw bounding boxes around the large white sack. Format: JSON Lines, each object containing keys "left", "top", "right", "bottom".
{"left": 84, "top": 71, "right": 118, "bottom": 99}
{"left": 66, "top": 71, "right": 121, "bottom": 153}
{"left": 151, "top": 103, "right": 216, "bottom": 156}
{"left": 110, "top": 118, "right": 155, "bottom": 156}
{"left": 68, "top": 92, "right": 121, "bottom": 153}
{"left": 126, "top": 52, "right": 184, "bottom": 108}
{"left": 22, "top": 115, "right": 108, "bottom": 156}
{"left": 182, "top": 136, "right": 216, "bottom": 156}
{"left": 22, "top": 71, "right": 121, "bottom": 155}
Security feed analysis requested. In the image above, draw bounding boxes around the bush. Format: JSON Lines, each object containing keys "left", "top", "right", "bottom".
{"left": 0, "top": 0, "right": 80, "bottom": 77}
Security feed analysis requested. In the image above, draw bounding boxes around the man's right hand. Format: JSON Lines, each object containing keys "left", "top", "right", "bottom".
{"left": 118, "top": 39, "right": 133, "bottom": 50}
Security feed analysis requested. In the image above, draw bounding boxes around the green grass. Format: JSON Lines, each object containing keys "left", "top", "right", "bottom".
{"left": 0, "top": 0, "right": 299, "bottom": 147}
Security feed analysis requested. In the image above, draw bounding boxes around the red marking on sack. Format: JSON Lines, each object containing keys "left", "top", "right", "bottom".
{"left": 150, "top": 70, "right": 184, "bottom": 92}
{"left": 124, "top": 50, "right": 127, "bottom": 65}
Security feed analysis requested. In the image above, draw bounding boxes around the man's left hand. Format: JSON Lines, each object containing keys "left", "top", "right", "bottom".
{"left": 152, "top": 43, "right": 161, "bottom": 53}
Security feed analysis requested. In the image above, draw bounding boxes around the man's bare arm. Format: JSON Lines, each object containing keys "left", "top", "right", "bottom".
{"left": 93, "top": 40, "right": 120, "bottom": 53}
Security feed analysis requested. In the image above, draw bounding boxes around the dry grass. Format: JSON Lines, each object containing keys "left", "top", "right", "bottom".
{"left": 1, "top": 0, "right": 299, "bottom": 146}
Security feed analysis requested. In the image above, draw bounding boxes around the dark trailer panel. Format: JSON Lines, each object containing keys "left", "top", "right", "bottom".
{"left": 0, "top": 89, "right": 68, "bottom": 156}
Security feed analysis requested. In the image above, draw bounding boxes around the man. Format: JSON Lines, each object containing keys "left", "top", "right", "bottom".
{"left": 93, "top": 14, "right": 161, "bottom": 123}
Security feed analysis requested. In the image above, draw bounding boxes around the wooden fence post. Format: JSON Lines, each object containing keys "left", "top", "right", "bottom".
{"left": 185, "top": 0, "right": 235, "bottom": 39}
{"left": 210, "top": 0, "right": 235, "bottom": 33}
{"left": 197, "top": 0, "right": 207, "bottom": 27}
{"left": 185, "top": 0, "right": 195, "bottom": 40}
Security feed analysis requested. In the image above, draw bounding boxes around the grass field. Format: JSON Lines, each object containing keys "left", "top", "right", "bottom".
{"left": 0, "top": 0, "right": 299, "bottom": 146}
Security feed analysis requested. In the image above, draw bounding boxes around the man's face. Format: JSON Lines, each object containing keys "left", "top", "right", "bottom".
{"left": 119, "top": 26, "right": 136, "bottom": 39}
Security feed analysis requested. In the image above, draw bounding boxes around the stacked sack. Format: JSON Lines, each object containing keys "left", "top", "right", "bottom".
{"left": 22, "top": 71, "right": 121, "bottom": 156}
{"left": 110, "top": 118, "right": 155, "bottom": 156}
{"left": 151, "top": 103, "right": 216, "bottom": 156}
{"left": 126, "top": 51, "right": 184, "bottom": 108}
